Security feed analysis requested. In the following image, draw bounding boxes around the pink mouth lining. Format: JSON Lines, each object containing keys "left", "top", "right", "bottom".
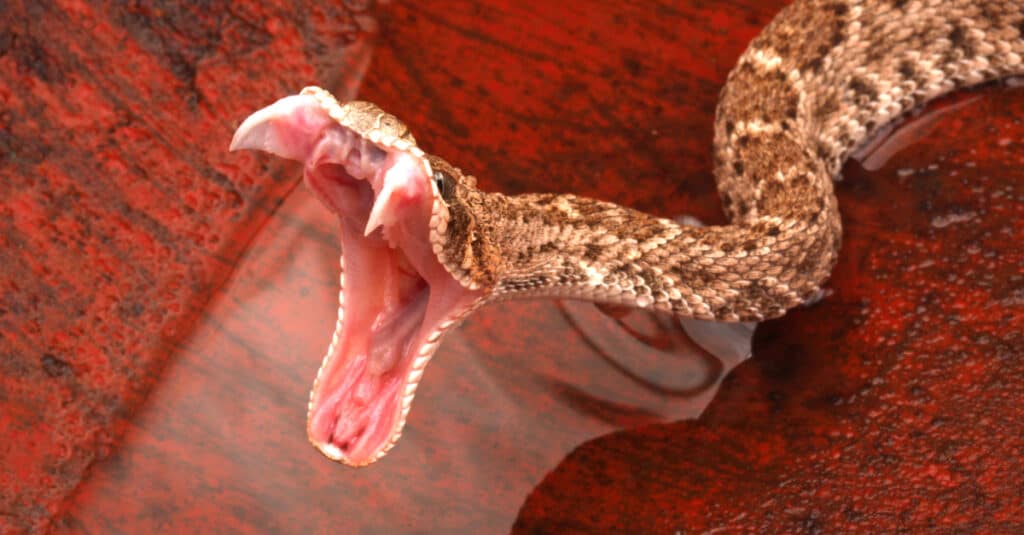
{"left": 230, "top": 94, "right": 483, "bottom": 465}
{"left": 304, "top": 127, "right": 482, "bottom": 465}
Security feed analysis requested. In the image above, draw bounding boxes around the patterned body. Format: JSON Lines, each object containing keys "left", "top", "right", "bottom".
{"left": 436, "top": 0, "right": 1024, "bottom": 321}
{"left": 233, "top": 0, "right": 1024, "bottom": 466}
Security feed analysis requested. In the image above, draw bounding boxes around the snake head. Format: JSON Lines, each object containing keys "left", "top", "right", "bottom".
{"left": 424, "top": 155, "right": 503, "bottom": 290}
{"left": 231, "top": 87, "right": 490, "bottom": 465}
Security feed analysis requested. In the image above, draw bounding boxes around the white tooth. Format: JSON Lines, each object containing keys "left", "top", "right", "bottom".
{"left": 363, "top": 193, "right": 389, "bottom": 237}
{"left": 363, "top": 172, "right": 402, "bottom": 236}
{"left": 403, "top": 393, "right": 415, "bottom": 406}
{"left": 229, "top": 94, "right": 323, "bottom": 157}
{"left": 404, "top": 383, "right": 417, "bottom": 396}
{"left": 320, "top": 443, "right": 343, "bottom": 460}
{"left": 407, "top": 368, "right": 424, "bottom": 383}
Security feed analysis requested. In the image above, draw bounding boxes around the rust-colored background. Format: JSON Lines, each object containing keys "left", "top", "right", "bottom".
{"left": 2, "top": 1, "right": 1022, "bottom": 533}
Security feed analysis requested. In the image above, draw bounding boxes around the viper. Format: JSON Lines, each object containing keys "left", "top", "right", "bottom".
{"left": 230, "top": 0, "right": 1024, "bottom": 465}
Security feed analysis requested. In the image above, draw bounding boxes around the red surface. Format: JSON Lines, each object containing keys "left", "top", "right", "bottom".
{"left": 2, "top": 1, "right": 1022, "bottom": 533}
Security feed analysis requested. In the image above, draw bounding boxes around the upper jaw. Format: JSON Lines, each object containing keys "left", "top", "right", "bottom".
{"left": 229, "top": 93, "right": 335, "bottom": 159}
{"left": 230, "top": 92, "right": 436, "bottom": 239}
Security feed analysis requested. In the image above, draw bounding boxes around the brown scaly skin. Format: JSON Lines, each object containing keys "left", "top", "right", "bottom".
{"left": 437, "top": 0, "right": 1024, "bottom": 321}
{"left": 234, "top": 0, "right": 1024, "bottom": 464}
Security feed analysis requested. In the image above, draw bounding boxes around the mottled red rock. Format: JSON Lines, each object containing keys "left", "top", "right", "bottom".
{"left": 0, "top": 1, "right": 381, "bottom": 531}
{"left": 1, "top": 0, "right": 1021, "bottom": 533}
{"left": 514, "top": 84, "right": 1024, "bottom": 534}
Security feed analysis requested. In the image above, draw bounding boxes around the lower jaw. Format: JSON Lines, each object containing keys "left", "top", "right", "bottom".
{"left": 305, "top": 203, "right": 483, "bottom": 465}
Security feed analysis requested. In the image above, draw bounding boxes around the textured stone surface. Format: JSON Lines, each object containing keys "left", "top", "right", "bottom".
{"left": 1, "top": 0, "right": 1022, "bottom": 533}
{"left": 0, "top": 1, "right": 380, "bottom": 532}
{"left": 516, "top": 82, "right": 1024, "bottom": 530}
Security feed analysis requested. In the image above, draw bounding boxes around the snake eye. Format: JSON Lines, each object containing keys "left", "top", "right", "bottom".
{"left": 433, "top": 169, "right": 455, "bottom": 201}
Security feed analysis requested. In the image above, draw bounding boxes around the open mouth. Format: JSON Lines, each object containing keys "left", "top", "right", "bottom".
{"left": 230, "top": 90, "right": 483, "bottom": 465}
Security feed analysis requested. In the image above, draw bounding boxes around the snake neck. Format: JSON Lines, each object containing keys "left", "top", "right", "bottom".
{"left": 458, "top": 190, "right": 834, "bottom": 322}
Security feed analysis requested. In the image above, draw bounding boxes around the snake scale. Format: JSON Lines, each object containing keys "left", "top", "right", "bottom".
{"left": 230, "top": 0, "right": 1024, "bottom": 465}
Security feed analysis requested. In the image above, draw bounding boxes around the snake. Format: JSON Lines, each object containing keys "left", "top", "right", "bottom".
{"left": 229, "top": 0, "right": 1024, "bottom": 466}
